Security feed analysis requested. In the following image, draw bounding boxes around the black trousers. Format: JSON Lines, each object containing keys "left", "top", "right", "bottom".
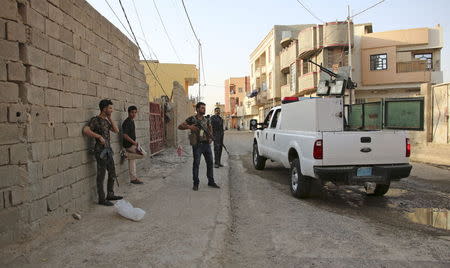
{"left": 192, "top": 142, "right": 215, "bottom": 185}
{"left": 213, "top": 134, "right": 224, "bottom": 165}
{"left": 95, "top": 152, "right": 116, "bottom": 202}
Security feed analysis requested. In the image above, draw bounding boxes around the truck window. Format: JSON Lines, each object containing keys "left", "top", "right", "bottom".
{"left": 270, "top": 109, "right": 281, "bottom": 128}
{"left": 263, "top": 110, "right": 274, "bottom": 128}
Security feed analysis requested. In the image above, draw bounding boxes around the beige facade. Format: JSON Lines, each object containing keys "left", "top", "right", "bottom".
{"left": 355, "top": 25, "right": 443, "bottom": 102}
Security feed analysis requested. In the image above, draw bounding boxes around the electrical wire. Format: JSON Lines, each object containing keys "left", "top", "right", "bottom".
{"left": 118, "top": 0, "right": 170, "bottom": 99}
{"left": 180, "top": 0, "right": 201, "bottom": 44}
{"left": 152, "top": 0, "right": 182, "bottom": 63}
{"left": 294, "top": 0, "right": 324, "bottom": 23}
{"left": 200, "top": 45, "right": 206, "bottom": 85}
{"left": 131, "top": 0, "right": 158, "bottom": 61}
{"left": 104, "top": 0, "right": 134, "bottom": 40}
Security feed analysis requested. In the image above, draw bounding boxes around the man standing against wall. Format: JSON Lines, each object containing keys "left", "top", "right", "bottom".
{"left": 83, "top": 99, "right": 123, "bottom": 206}
{"left": 122, "top": 106, "right": 144, "bottom": 184}
{"left": 210, "top": 107, "right": 225, "bottom": 168}
{"left": 178, "top": 102, "right": 220, "bottom": 191}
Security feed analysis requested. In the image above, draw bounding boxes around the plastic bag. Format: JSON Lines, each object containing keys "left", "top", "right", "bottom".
{"left": 114, "top": 200, "right": 146, "bottom": 221}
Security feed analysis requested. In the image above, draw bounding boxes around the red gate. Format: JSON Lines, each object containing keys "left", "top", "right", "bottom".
{"left": 149, "top": 102, "right": 165, "bottom": 154}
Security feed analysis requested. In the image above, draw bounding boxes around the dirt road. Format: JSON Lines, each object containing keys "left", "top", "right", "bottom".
{"left": 224, "top": 131, "right": 450, "bottom": 267}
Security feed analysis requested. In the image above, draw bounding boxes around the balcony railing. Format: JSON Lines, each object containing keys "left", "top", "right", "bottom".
{"left": 280, "top": 43, "right": 297, "bottom": 72}
{"left": 298, "top": 72, "right": 318, "bottom": 94}
{"left": 397, "top": 60, "right": 427, "bottom": 73}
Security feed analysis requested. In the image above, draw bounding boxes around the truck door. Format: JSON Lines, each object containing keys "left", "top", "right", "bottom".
{"left": 265, "top": 108, "right": 282, "bottom": 161}
{"left": 258, "top": 109, "right": 274, "bottom": 156}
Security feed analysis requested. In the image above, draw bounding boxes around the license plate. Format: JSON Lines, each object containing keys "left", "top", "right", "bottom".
{"left": 357, "top": 167, "right": 372, "bottom": 176}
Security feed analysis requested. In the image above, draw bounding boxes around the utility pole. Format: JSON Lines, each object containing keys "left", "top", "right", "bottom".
{"left": 347, "top": 5, "right": 353, "bottom": 104}
{"left": 198, "top": 41, "right": 201, "bottom": 103}
{"left": 346, "top": 0, "right": 385, "bottom": 104}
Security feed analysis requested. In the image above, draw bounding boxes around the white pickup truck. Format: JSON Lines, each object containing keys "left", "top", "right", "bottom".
{"left": 252, "top": 97, "right": 412, "bottom": 198}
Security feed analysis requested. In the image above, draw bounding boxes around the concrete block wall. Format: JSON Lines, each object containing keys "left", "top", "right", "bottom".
{"left": 166, "top": 81, "right": 194, "bottom": 148}
{"left": 0, "top": 0, "right": 149, "bottom": 247}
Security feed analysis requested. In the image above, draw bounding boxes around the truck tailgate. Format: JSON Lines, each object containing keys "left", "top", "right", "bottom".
{"left": 322, "top": 131, "right": 409, "bottom": 166}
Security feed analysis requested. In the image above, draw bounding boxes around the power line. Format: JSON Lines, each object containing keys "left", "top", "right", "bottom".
{"left": 131, "top": 0, "right": 158, "bottom": 61}
{"left": 180, "top": 0, "right": 201, "bottom": 44}
{"left": 152, "top": 0, "right": 182, "bottom": 63}
{"left": 104, "top": 0, "right": 133, "bottom": 40}
{"left": 294, "top": 0, "right": 324, "bottom": 23}
{"left": 351, "top": 0, "right": 385, "bottom": 19}
{"left": 200, "top": 45, "right": 206, "bottom": 85}
{"left": 117, "top": 0, "right": 170, "bottom": 99}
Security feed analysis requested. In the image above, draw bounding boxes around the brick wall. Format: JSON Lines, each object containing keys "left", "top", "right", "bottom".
{"left": 0, "top": 0, "right": 149, "bottom": 247}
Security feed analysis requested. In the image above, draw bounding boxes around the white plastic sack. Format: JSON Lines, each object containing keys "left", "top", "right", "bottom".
{"left": 114, "top": 199, "right": 146, "bottom": 221}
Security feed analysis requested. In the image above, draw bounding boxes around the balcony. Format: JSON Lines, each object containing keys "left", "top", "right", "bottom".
{"left": 323, "top": 21, "right": 353, "bottom": 48}
{"left": 298, "top": 26, "right": 320, "bottom": 59}
{"left": 298, "top": 72, "right": 318, "bottom": 95}
{"left": 254, "top": 67, "right": 261, "bottom": 77}
{"left": 236, "top": 106, "right": 245, "bottom": 117}
{"left": 281, "top": 84, "right": 292, "bottom": 98}
{"left": 280, "top": 42, "right": 297, "bottom": 73}
{"left": 396, "top": 60, "right": 427, "bottom": 73}
{"left": 255, "top": 91, "right": 268, "bottom": 107}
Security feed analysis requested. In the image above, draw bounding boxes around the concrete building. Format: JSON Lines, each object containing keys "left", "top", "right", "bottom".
{"left": 354, "top": 25, "right": 443, "bottom": 102}
{"left": 141, "top": 61, "right": 199, "bottom": 101}
{"left": 224, "top": 76, "right": 250, "bottom": 129}
{"left": 248, "top": 25, "right": 314, "bottom": 121}
{"left": 244, "top": 23, "right": 444, "bottom": 122}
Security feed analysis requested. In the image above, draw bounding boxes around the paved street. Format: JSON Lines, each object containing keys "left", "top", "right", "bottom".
{"left": 224, "top": 131, "right": 450, "bottom": 267}
{"left": 2, "top": 131, "right": 450, "bottom": 267}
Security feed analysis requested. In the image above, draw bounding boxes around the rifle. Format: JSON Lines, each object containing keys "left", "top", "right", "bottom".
{"left": 187, "top": 116, "right": 230, "bottom": 155}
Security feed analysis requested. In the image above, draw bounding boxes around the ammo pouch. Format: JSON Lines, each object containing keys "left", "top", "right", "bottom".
{"left": 189, "top": 132, "right": 198, "bottom": 146}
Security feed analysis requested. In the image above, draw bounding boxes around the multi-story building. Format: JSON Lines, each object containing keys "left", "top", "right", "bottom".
{"left": 248, "top": 25, "right": 315, "bottom": 121}
{"left": 141, "top": 61, "right": 199, "bottom": 101}
{"left": 224, "top": 76, "right": 250, "bottom": 129}
{"left": 354, "top": 25, "right": 443, "bottom": 102}
{"left": 245, "top": 23, "right": 443, "bottom": 123}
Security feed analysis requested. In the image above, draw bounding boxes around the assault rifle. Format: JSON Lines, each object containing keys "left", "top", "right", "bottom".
{"left": 186, "top": 116, "right": 230, "bottom": 155}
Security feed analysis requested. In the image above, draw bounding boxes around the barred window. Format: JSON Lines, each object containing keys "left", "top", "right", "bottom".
{"left": 370, "top": 54, "right": 387, "bottom": 70}
{"left": 414, "top": 53, "right": 432, "bottom": 70}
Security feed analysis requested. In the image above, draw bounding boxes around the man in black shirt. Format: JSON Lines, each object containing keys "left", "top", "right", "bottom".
{"left": 210, "top": 107, "right": 225, "bottom": 168}
{"left": 83, "top": 99, "right": 123, "bottom": 206}
{"left": 122, "top": 106, "right": 144, "bottom": 184}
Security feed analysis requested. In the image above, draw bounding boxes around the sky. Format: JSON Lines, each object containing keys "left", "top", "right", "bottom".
{"left": 86, "top": 0, "right": 449, "bottom": 113}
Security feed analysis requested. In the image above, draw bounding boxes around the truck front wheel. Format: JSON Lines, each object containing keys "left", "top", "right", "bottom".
{"left": 290, "top": 158, "right": 311, "bottom": 198}
{"left": 253, "top": 143, "right": 266, "bottom": 170}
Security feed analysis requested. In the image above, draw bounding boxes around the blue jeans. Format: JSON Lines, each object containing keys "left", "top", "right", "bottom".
{"left": 192, "top": 142, "right": 215, "bottom": 185}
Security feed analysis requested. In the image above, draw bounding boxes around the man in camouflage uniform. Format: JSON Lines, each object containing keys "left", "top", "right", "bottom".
{"left": 178, "top": 102, "right": 220, "bottom": 191}
{"left": 83, "top": 99, "right": 123, "bottom": 206}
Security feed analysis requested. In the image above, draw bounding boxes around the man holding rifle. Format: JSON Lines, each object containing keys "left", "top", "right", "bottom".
{"left": 178, "top": 102, "right": 220, "bottom": 191}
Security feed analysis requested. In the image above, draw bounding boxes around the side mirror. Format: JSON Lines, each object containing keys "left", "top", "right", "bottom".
{"left": 250, "top": 119, "right": 257, "bottom": 131}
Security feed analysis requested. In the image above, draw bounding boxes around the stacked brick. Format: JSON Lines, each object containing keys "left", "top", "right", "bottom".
{"left": 0, "top": 0, "right": 149, "bottom": 247}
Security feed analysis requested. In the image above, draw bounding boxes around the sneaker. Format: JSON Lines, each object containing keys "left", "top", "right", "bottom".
{"left": 99, "top": 200, "right": 114, "bottom": 206}
{"left": 106, "top": 195, "right": 123, "bottom": 201}
{"left": 193, "top": 184, "right": 199, "bottom": 191}
{"left": 208, "top": 183, "right": 220, "bottom": 189}
{"left": 214, "top": 164, "right": 220, "bottom": 168}
{"left": 130, "top": 179, "right": 144, "bottom": 184}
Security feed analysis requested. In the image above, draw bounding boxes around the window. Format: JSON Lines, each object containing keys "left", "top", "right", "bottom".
{"left": 268, "top": 73, "right": 272, "bottom": 89}
{"left": 370, "top": 54, "right": 387, "bottom": 70}
{"left": 270, "top": 109, "right": 281, "bottom": 128}
{"left": 263, "top": 110, "right": 274, "bottom": 127}
{"left": 302, "top": 60, "right": 310, "bottom": 74}
{"left": 414, "top": 53, "right": 432, "bottom": 70}
{"left": 238, "top": 87, "right": 243, "bottom": 93}
{"left": 290, "top": 63, "right": 297, "bottom": 91}
{"left": 240, "top": 102, "right": 243, "bottom": 106}
{"left": 268, "top": 45, "right": 272, "bottom": 63}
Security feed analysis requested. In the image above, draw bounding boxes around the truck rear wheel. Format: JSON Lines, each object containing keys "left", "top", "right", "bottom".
{"left": 253, "top": 143, "right": 266, "bottom": 170}
{"left": 371, "top": 183, "right": 390, "bottom": 196}
{"left": 290, "top": 158, "right": 311, "bottom": 198}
